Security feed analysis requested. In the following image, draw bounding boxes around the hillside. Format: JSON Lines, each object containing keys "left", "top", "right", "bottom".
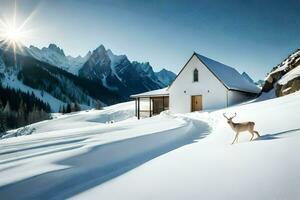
{"left": 0, "top": 84, "right": 51, "bottom": 133}
{"left": 0, "top": 47, "right": 122, "bottom": 112}
{"left": 0, "top": 91, "right": 299, "bottom": 199}
{"left": 262, "top": 48, "right": 300, "bottom": 97}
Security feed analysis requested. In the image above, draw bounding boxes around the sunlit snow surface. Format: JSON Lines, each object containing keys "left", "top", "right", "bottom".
{"left": 0, "top": 93, "right": 300, "bottom": 199}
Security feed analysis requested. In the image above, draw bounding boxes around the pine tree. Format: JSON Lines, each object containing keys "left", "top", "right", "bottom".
{"left": 66, "top": 103, "right": 71, "bottom": 113}
{"left": 0, "top": 111, "right": 7, "bottom": 135}
{"left": 3, "top": 101, "right": 11, "bottom": 113}
{"left": 95, "top": 100, "right": 102, "bottom": 110}
{"left": 59, "top": 105, "right": 63, "bottom": 113}
{"left": 74, "top": 102, "right": 81, "bottom": 112}
{"left": 17, "top": 100, "right": 26, "bottom": 127}
{"left": 62, "top": 105, "right": 66, "bottom": 114}
{"left": 0, "top": 101, "right": 7, "bottom": 135}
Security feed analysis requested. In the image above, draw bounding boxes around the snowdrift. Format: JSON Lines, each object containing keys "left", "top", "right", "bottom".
{"left": 0, "top": 92, "right": 299, "bottom": 200}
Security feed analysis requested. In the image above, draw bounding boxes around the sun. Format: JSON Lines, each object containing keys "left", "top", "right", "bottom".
{"left": 4, "top": 25, "right": 24, "bottom": 43}
{"left": 0, "top": 20, "right": 28, "bottom": 57}
{"left": 0, "top": 0, "right": 37, "bottom": 61}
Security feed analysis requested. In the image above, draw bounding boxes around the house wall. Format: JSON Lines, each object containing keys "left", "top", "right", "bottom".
{"left": 228, "top": 90, "right": 256, "bottom": 106}
{"left": 168, "top": 55, "right": 228, "bottom": 113}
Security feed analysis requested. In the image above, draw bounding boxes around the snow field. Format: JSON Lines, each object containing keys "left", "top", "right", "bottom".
{"left": 0, "top": 92, "right": 299, "bottom": 199}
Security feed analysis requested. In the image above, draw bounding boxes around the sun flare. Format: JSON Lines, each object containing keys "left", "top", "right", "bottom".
{"left": 0, "top": 0, "right": 36, "bottom": 59}
{"left": 4, "top": 25, "right": 24, "bottom": 42}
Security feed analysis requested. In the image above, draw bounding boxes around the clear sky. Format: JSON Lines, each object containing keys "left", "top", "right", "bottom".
{"left": 0, "top": 0, "right": 299, "bottom": 80}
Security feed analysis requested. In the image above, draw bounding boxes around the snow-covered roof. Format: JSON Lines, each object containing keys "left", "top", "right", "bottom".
{"left": 195, "top": 53, "right": 261, "bottom": 94}
{"left": 130, "top": 88, "right": 169, "bottom": 98}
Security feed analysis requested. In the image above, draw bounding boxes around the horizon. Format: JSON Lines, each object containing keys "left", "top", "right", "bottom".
{"left": 0, "top": 0, "right": 299, "bottom": 81}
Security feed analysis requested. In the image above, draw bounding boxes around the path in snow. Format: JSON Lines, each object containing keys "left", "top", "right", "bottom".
{"left": 0, "top": 111, "right": 211, "bottom": 199}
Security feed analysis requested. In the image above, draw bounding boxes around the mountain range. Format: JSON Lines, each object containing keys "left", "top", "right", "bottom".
{"left": 26, "top": 44, "right": 176, "bottom": 96}
{"left": 0, "top": 42, "right": 176, "bottom": 112}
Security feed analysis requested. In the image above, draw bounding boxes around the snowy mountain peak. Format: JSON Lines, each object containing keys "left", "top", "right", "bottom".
{"left": 85, "top": 51, "right": 92, "bottom": 58}
{"left": 79, "top": 45, "right": 176, "bottom": 97}
{"left": 15, "top": 42, "right": 176, "bottom": 99}
{"left": 155, "top": 68, "right": 177, "bottom": 86}
{"left": 27, "top": 44, "right": 90, "bottom": 75}
{"left": 48, "top": 44, "right": 65, "bottom": 56}
{"left": 94, "top": 44, "right": 106, "bottom": 54}
{"left": 106, "top": 49, "right": 127, "bottom": 66}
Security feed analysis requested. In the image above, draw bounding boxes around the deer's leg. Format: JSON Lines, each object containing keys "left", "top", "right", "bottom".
{"left": 231, "top": 132, "right": 239, "bottom": 144}
{"left": 250, "top": 132, "right": 254, "bottom": 141}
{"left": 253, "top": 131, "right": 260, "bottom": 137}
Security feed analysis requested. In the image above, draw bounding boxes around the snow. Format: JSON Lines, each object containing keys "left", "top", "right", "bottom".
{"left": 0, "top": 92, "right": 299, "bottom": 199}
{"left": 131, "top": 87, "right": 169, "bottom": 98}
{"left": 278, "top": 65, "right": 300, "bottom": 85}
{"left": 2, "top": 74, "right": 64, "bottom": 112}
{"left": 195, "top": 53, "right": 261, "bottom": 94}
{"left": 67, "top": 55, "right": 89, "bottom": 75}
{"left": 106, "top": 49, "right": 126, "bottom": 82}
{"left": 101, "top": 75, "right": 118, "bottom": 91}
{"left": 266, "top": 49, "right": 300, "bottom": 80}
{"left": 27, "top": 45, "right": 89, "bottom": 75}
{"left": 254, "top": 88, "right": 276, "bottom": 102}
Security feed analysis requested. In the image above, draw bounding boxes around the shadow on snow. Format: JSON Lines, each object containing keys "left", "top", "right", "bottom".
{"left": 256, "top": 128, "right": 300, "bottom": 141}
{"left": 0, "top": 119, "right": 210, "bottom": 200}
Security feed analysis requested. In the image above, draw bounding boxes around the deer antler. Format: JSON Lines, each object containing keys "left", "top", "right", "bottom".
{"left": 223, "top": 113, "right": 229, "bottom": 120}
{"left": 231, "top": 113, "right": 237, "bottom": 119}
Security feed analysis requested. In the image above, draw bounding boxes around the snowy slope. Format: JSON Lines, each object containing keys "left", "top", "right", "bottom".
{"left": 75, "top": 92, "right": 300, "bottom": 200}
{"left": 266, "top": 49, "right": 300, "bottom": 79}
{"left": 0, "top": 92, "right": 299, "bottom": 199}
{"left": 2, "top": 74, "right": 64, "bottom": 112}
{"left": 278, "top": 65, "right": 300, "bottom": 85}
{"left": 262, "top": 48, "right": 300, "bottom": 97}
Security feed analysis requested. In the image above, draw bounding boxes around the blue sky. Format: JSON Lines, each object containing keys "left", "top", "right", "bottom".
{"left": 0, "top": 0, "right": 299, "bottom": 80}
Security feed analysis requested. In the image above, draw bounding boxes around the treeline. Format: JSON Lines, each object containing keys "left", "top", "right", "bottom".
{"left": 0, "top": 84, "right": 51, "bottom": 136}
{"left": 59, "top": 102, "right": 81, "bottom": 114}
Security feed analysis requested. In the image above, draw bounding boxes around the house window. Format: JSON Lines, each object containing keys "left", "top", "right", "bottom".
{"left": 193, "top": 69, "right": 198, "bottom": 82}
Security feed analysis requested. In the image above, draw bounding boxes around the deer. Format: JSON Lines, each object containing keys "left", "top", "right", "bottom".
{"left": 223, "top": 113, "right": 260, "bottom": 144}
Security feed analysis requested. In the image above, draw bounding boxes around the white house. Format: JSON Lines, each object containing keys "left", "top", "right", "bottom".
{"left": 131, "top": 52, "right": 261, "bottom": 119}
